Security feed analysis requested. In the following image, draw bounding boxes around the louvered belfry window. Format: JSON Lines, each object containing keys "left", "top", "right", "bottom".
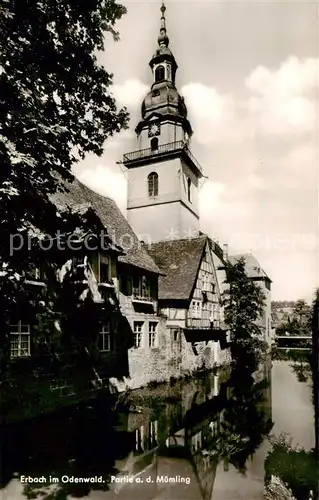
{"left": 155, "top": 65, "right": 165, "bottom": 82}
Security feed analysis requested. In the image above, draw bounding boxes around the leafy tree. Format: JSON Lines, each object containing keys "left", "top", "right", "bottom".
{"left": 223, "top": 258, "right": 267, "bottom": 372}
{"left": 0, "top": 0, "right": 129, "bottom": 374}
{"left": 288, "top": 300, "right": 312, "bottom": 336}
{"left": 277, "top": 299, "right": 312, "bottom": 337}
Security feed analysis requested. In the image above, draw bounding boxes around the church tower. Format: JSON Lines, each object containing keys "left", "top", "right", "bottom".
{"left": 123, "top": 2, "right": 203, "bottom": 243}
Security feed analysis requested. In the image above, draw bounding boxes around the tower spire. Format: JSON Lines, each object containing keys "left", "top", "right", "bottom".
{"left": 158, "top": 2, "right": 169, "bottom": 47}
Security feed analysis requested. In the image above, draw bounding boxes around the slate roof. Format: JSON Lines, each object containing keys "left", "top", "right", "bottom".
{"left": 51, "top": 178, "right": 161, "bottom": 274}
{"left": 229, "top": 253, "right": 271, "bottom": 281}
{"left": 147, "top": 236, "right": 207, "bottom": 301}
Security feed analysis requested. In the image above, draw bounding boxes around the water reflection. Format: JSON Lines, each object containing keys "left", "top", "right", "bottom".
{"left": 2, "top": 359, "right": 274, "bottom": 500}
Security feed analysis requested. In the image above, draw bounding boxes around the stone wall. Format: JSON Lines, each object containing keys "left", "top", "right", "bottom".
{"left": 127, "top": 324, "right": 221, "bottom": 390}
{"left": 118, "top": 290, "right": 226, "bottom": 391}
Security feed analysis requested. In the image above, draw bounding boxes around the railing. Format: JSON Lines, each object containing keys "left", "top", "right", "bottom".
{"left": 275, "top": 335, "right": 312, "bottom": 349}
{"left": 123, "top": 141, "right": 202, "bottom": 174}
{"left": 186, "top": 317, "right": 221, "bottom": 330}
{"left": 132, "top": 294, "right": 154, "bottom": 304}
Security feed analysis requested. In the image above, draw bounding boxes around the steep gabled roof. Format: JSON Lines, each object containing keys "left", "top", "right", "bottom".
{"left": 229, "top": 253, "right": 271, "bottom": 281}
{"left": 147, "top": 236, "right": 207, "bottom": 301}
{"left": 51, "top": 178, "right": 161, "bottom": 274}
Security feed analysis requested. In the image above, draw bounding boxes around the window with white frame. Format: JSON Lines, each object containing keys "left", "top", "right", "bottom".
{"left": 99, "top": 323, "right": 111, "bottom": 352}
{"left": 149, "top": 322, "right": 158, "bottom": 348}
{"left": 191, "top": 300, "right": 202, "bottom": 318}
{"left": 133, "top": 321, "right": 144, "bottom": 348}
{"left": 10, "top": 322, "right": 31, "bottom": 358}
{"left": 148, "top": 172, "right": 159, "bottom": 197}
{"left": 99, "top": 254, "right": 110, "bottom": 283}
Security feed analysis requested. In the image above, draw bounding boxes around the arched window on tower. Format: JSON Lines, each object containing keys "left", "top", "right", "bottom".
{"left": 187, "top": 177, "right": 191, "bottom": 202}
{"left": 155, "top": 65, "right": 165, "bottom": 82}
{"left": 148, "top": 172, "right": 158, "bottom": 197}
{"left": 150, "top": 137, "right": 158, "bottom": 151}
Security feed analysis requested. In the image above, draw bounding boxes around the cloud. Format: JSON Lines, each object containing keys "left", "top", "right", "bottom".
{"left": 105, "top": 129, "right": 135, "bottom": 150}
{"left": 112, "top": 78, "right": 148, "bottom": 109}
{"left": 181, "top": 83, "right": 237, "bottom": 144}
{"left": 199, "top": 180, "right": 226, "bottom": 212}
{"left": 181, "top": 57, "right": 318, "bottom": 144}
{"left": 245, "top": 56, "right": 318, "bottom": 135}
{"left": 246, "top": 56, "right": 317, "bottom": 98}
{"left": 77, "top": 164, "right": 127, "bottom": 213}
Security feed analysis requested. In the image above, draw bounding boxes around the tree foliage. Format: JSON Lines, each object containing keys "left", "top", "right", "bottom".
{"left": 265, "top": 433, "right": 318, "bottom": 500}
{"left": 223, "top": 258, "right": 267, "bottom": 371}
{"left": 0, "top": 0, "right": 129, "bottom": 372}
{"left": 276, "top": 299, "right": 312, "bottom": 337}
{"left": 0, "top": 0, "right": 128, "bottom": 271}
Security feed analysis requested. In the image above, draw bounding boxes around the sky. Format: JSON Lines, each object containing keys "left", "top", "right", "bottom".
{"left": 74, "top": 0, "right": 319, "bottom": 302}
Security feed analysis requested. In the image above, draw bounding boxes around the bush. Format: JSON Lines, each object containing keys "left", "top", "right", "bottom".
{"left": 265, "top": 433, "right": 318, "bottom": 500}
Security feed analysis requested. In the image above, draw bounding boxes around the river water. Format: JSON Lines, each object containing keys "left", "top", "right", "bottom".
{"left": 2, "top": 360, "right": 315, "bottom": 500}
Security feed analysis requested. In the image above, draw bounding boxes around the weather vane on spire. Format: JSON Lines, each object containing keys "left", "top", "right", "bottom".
{"left": 158, "top": 1, "right": 169, "bottom": 47}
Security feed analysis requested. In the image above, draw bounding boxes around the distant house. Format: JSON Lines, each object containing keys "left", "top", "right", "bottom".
{"left": 271, "top": 301, "right": 295, "bottom": 330}
{"left": 228, "top": 253, "right": 273, "bottom": 345}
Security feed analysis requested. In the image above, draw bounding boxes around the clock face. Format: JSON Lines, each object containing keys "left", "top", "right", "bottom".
{"left": 148, "top": 122, "right": 160, "bottom": 137}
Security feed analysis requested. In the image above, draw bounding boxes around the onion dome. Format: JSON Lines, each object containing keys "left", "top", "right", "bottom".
{"left": 136, "top": 2, "right": 193, "bottom": 137}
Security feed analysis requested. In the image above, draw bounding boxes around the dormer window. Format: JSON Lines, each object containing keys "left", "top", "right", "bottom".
{"left": 155, "top": 65, "right": 165, "bottom": 82}
{"left": 148, "top": 172, "right": 158, "bottom": 197}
